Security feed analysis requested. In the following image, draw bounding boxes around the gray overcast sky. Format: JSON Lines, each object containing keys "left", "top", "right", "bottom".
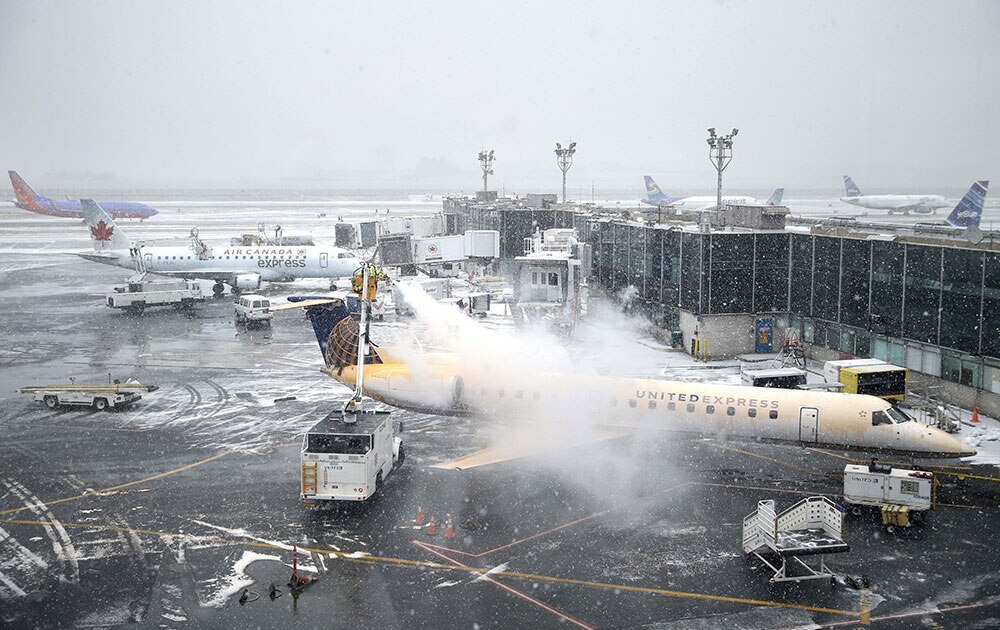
{"left": 2, "top": 0, "right": 998, "bottom": 193}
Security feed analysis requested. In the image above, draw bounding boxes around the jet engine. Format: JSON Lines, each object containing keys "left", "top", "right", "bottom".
{"left": 234, "top": 273, "right": 261, "bottom": 291}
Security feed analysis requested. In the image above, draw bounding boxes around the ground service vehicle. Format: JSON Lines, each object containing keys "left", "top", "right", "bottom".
{"left": 234, "top": 294, "right": 272, "bottom": 324}
{"left": 18, "top": 379, "right": 156, "bottom": 411}
{"left": 106, "top": 279, "right": 204, "bottom": 314}
{"left": 300, "top": 412, "right": 403, "bottom": 502}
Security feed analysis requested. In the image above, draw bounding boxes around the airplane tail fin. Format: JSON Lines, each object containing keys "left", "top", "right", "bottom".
{"left": 81, "top": 199, "right": 132, "bottom": 250}
{"left": 765, "top": 188, "right": 784, "bottom": 205}
{"left": 8, "top": 170, "right": 45, "bottom": 210}
{"left": 945, "top": 181, "right": 989, "bottom": 228}
{"left": 289, "top": 297, "right": 384, "bottom": 370}
{"left": 643, "top": 175, "right": 670, "bottom": 202}
{"left": 843, "top": 176, "right": 862, "bottom": 197}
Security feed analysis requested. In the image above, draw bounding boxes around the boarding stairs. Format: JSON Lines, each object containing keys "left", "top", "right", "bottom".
{"left": 128, "top": 245, "right": 149, "bottom": 282}
{"left": 742, "top": 496, "right": 848, "bottom": 583}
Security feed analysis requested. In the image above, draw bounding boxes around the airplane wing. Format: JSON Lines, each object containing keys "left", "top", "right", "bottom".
{"left": 270, "top": 298, "right": 340, "bottom": 312}
{"left": 431, "top": 427, "right": 630, "bottom": 470}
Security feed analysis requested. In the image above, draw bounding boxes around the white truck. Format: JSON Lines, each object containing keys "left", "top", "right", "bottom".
{"left": 843, "top": 462, "right": 933, "bottom": 530}
{"left": 18, "top": 379, "right": 156, "bottom": 411}
{"left": 300, "top": 412, "right": 403, "bottom": 503}
{"left": 106, "top": 279, "right": 204, "bottom": 314}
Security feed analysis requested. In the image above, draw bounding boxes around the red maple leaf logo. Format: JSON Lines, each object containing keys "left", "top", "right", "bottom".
{"left": 91, "top": 220, "right": 114, "bottom": 241}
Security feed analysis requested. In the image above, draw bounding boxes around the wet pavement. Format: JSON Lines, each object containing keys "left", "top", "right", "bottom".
{"left": 2, "top": 204, "right": 1000, "bottom": 629}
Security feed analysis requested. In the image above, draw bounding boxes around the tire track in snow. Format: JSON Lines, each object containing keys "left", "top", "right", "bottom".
{"left": 1, "top": 478, "right": 79, "bottom": 584}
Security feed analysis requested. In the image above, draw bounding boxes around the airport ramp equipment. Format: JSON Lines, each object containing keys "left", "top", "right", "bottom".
{"left": 742, "top": 496, "right": 848, "bottom": 583}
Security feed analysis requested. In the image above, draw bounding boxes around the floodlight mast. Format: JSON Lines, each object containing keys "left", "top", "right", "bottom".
{"left": 478, "top": 149, "right": 495, "bottom": 193}
{"left": 554, "top": 141, "right": 577, "bottom": 202}
{"left": 706, "top": 127, "right": 738, "bottom": 211}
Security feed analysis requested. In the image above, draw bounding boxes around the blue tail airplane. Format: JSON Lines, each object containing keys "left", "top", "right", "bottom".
{"left": 8, "top": 170, "right": 158, "bottom": 219}
{"left": 945, "top": 180, "right": 989, "bottom": 228}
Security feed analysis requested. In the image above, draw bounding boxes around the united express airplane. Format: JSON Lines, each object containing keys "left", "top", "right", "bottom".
{"left": 9, "top": 170, "right": 158, "bottom": 219}
{"left": 287, "top": 297, "right": 976, "bottom": 468}
{"left": 78, "top": 200, "right": 363, "bottom": 294}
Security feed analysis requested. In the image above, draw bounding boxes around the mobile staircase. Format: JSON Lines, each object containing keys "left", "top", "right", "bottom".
{"left": 742, "top": 496, "right": 848, "bottom": 583}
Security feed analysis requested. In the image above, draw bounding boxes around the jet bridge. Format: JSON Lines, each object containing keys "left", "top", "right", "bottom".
{"left": 742, "top": 496, "right": 848, "bottom": 583}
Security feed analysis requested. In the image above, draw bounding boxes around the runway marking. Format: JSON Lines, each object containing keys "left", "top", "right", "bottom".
{"left": 796, "top": 598, "right": 1000, "bottom": 628}
{"left": 707, "top": 442, "right": 824, "bottom": 475}
{"left": 0, "top": 450, "right": 236, "bottom": 517}
{"left": 2, "top": 517, "right": 862, "bottom": 619}
{"left": 413, "top": 540, "right": 597, "bottom": 630}
{"left": 421, "top": 482, "right": 692, "bottom": 559}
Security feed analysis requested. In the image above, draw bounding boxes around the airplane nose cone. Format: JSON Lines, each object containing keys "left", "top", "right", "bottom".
{"left": 926, "top": 426, "right": 976, "bottom": 458}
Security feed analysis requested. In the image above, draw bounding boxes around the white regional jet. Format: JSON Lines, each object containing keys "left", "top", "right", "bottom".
{"left": 288, "top": 296, "right": 975, "bottom": 469}
{"left": 79, "top": 199, "right": 364, "bottom": 295}
{"left": 840, "top": 175, "right": 949, "bottom": 215}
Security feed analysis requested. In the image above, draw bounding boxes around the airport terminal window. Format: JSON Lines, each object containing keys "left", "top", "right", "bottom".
{"left": 531, "top": 272, "right": 538, "bottom": 285}
{"left": 839, "top": 239, "right": 871, "bottom": 327}
{"left": 980, "top": 252, "right": 1000, "bottom": 357}
{"left": 686, "top": 403, "right": 695, "bottom": 413}
{"left": 812, "top": 237, "right": 841, "bottom": 322}
{"left": 748, "top": 408, "right": 757, "bottom": 418}
{"left": 941, "top": 248, "right": 983, "bottom": 354}
{"left": 306, "top": 433, "right": 371, "bottom": 455}
{"left": 708, "top": 234, "right": 753, "bottom": 314}
{"left": 768, "top": 410, "right": 778, "bottom": 419}
{"left": 789, "top": 234, "right": 813, "bottom": 315}
{"left": 706, "top": 405, "right": 715, "bottom": 414}
{"left": 871, "top": 241, "right": 905, "bottom": 337}
{"left": 727, "top": 406, "right": 735, "bottom": 416}
{"left": 904, "top": 244, "right": 942, "bottom": 344}
{"left": 753, "top": 233, "right": 790, "bottom": 312}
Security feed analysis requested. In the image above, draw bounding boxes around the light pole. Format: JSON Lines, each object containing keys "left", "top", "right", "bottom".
{"left": 554, "top": 141, "right": 576, "bottom": 202}
{"left": 478, "top": 149, "right": 495, "bottom": 193}
{"left": 706, "top": 127, "right": 738, "bottom": 211}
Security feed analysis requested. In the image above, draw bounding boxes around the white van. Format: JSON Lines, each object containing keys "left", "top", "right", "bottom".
{"left": 234, "top": 295, "right": 272, "bottom": 324}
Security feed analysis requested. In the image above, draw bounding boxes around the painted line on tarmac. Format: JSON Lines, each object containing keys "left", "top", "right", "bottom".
{"left": 707, "top": 442, "right": 823, "bottom": 475}
{"left": 422, "top": 482, "right": 691, "bottom": 559}
{"left": 1, "top": 516, "right": 861, "bottom": 619}
{"left": 413, "top": 540, "right": 597, "bottom": 630}
{"left": 0, "top": 450, "right": 236, "bottom": 517}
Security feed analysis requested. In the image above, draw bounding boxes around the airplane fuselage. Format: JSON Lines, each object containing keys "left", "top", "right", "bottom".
{"left": 840, "top": 194, "right": 948, "bottom": 214}
{"left": 80, "top": 244, "right": 362, "bottom": 281}
{"left": 16, "top": 197, "right": 158, "bottom": 219}
{"left": 326, "top": 355, "right": 974, "bottom": 459}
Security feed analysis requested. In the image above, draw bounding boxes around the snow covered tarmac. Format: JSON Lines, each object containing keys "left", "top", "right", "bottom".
{"left": 0, "top": 198, "right": 999, "bottom": 628}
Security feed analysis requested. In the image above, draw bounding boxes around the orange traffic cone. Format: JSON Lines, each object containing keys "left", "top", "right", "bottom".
{"left": 414, "top": 506, "right": 425, "bottom": 526}
{"left": 443, "top": 514, "right": 456, "bottom": 539}
{"left": 972, "top": 408, "right": 980, "bottom": 423}
{"left": 426, "top": 514, "right": 438, "bottom": 536}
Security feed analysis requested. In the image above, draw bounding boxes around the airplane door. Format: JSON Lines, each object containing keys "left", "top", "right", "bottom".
{"left": 798, "top": 407, "right": 818, "bottom": 443}
{"left": 320, "top": 252, "right": 328, "bottom": 268}
{"left": 144, "top": 253, "right": 152, "bottom": 268}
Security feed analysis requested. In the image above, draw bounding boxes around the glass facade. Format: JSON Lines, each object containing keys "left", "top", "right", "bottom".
{"left": 449, "top": 199, "right": 999, "bottom": 391}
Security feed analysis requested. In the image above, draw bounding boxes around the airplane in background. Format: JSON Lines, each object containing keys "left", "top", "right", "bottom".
{"left": 285, "top": 296, "right": 975, "bottom": 469}
{"left": 8, "top": 170, "right": 158, "bottom": 219}
{"left": 78, "top": 199, "right": 363, "bottom": 295}
{"left": 944, "top": 180, "right": 989, "bottom": 228}
{"left": 840, "top": 175, "right": 949, "bottom": 215}
{"left": 640, "top": 175, "right": 783, "bottom": 210}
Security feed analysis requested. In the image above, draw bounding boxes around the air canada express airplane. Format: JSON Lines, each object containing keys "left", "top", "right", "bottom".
{"left": 285, "top": 297, "right": 976, "bottom": 469}
{"left": 78, "top": 200, "right": 363, "bottom": 294}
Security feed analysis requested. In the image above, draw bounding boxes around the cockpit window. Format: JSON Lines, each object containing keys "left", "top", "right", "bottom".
{"left": 872, "top": 411, "right": 893, "bottom": 426}
{"left": 885, "top": 407, "right": 912, "bottom": 424}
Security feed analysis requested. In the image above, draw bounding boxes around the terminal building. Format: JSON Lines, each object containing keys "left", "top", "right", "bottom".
{"left": 443, "top": 196, "right": 1000, "bottom": 415}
